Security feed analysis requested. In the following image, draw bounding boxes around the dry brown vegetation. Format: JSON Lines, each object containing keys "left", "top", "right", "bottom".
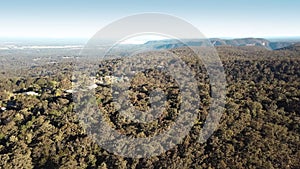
{"left": 0, "top": 46, "right": 299, "bottom": 168}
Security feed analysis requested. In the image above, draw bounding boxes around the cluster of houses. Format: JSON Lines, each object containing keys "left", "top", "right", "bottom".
{"left": 0, "top": 75, "right": 131, "bottom": 112}
{"left": 64, "top": 75, "right": 130, "bottom": 94}
{"left": 90, "top": 75, "right": 129, "bottom": 85}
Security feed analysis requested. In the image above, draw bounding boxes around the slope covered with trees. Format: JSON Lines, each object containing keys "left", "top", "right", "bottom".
{"left": 0, "top": 46, "right": 299, "bottom": 168}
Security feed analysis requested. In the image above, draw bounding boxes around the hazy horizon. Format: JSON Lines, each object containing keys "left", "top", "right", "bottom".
{"left": 1, "top": 0, "right": 300, "bottom": 39}
{"left": 1, "top": 36, "right": 300, "bottom": 46}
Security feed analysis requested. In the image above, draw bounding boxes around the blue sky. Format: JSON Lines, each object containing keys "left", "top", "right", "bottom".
{"left": 0, "top": 0, "right": 299, "bottom": 38}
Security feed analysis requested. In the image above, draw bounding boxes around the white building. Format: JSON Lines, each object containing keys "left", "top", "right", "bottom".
{"left": 24, "top": 91, "right": 39, "bottom": 96}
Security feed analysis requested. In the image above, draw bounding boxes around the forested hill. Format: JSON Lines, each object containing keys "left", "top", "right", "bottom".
{"left": 143, "top": 38, "right": 297, "bottom": 50}
{"left": 276, "top": 43, "right": 300, "bottom": 51}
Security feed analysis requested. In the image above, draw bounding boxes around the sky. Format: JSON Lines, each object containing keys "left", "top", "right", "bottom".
{"left": 0, "top": 0, "right": 299, "bottom": 39}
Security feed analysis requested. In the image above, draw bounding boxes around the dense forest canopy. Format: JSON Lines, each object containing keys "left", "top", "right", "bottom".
{"left": 0, "top": 46, "right": 299, "bottom": 168}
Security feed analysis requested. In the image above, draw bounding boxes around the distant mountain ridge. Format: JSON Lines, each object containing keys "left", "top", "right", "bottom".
{"left": 143, "top": 38, "right": 297, "bottom": 50}
{"left": 275, "top": 43, "right": 300, "bottom": 51}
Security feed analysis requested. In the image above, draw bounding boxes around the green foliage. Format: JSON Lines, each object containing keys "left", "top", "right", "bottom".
{"left": 0, "top": 47, "right": 299, "bottom": 168}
